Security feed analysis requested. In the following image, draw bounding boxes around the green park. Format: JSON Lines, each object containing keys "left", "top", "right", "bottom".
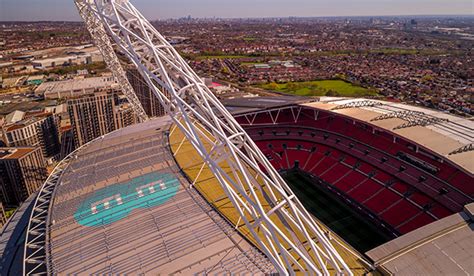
{"left": 259, "top": 79, "right": 378, "bottom": 97}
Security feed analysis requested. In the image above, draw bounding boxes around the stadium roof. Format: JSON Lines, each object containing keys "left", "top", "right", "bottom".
{"left": 46, "top": 117, "right": 275, "bottom": 274}
{"left": 0, "top": 193, "right": 37, "bottom": 275}
{"left": 367, "top": 203, "right": 474, "bottom": 275}
{"left": 303, "top": 97, "right": 474, "bottom": 173}
{"left": 222, "top": 95, "right": 311, "bottom": 114}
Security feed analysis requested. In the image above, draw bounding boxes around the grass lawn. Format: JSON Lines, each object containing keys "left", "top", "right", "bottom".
{"left": 240, "top": 62, "right": 262, "bottom": 66}
{"left": 259, "top": 79, "right": 377, "bottom": 97}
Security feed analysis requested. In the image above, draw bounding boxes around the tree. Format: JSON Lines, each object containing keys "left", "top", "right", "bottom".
{"left": 286, "top": 82, "right": 299, "bottom": 91}
{"left": 267, "top": 82, "right": 279, "bottom": 90}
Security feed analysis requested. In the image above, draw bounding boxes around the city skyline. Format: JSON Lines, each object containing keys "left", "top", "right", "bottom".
{"left": 0, "top": 0, "right": 473, "bottom": 21}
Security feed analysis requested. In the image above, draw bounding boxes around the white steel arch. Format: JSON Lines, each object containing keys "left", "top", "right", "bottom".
{"left": 74, "top": 0, "right": 354, "bottom": 274}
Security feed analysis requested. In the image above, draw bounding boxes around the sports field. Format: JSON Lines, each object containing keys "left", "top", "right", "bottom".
{"left": 284, "top": 171, "right": 392, "bottom": 253}
{"left": 259, "top": 79, "right": 377, "bottom": 97}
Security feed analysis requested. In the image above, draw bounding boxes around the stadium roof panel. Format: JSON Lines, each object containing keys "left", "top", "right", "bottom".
{"left": 222, "top": 96, "right": 311, "bottom": 114}
{"left": 0, "top": 193, "right": 37, "bottom": 275}
{"left": 304, "top": 98, "right": 474, "bottom": 173}
{"left": 47, "top": 117, "right": 275, "bottom": 274}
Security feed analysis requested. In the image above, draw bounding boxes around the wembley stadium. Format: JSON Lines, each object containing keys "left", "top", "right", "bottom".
{"left": 1, "top": 0, "right": 473, "bottom": 275}
{"left": 1, "top": 97, "right": 472, "bottom": 275}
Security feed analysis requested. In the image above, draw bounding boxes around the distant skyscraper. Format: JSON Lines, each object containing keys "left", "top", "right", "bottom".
{"left": 1, "top": 114, "right": 61, "bottom": 162}
{"left": 0, "top": 147, "right": 48, "bottom": 206}
{"left": 126, "top": 67, "right": 165, "bottom": 118}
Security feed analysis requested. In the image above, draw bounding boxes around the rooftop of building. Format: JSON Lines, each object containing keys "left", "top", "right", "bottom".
{"left": 35, "top": 76, "right": 118, "bottom": 97}
{"left": 5, "top": 110, "right": 25, "bottom": 124}
{"left": 4, "top": 113, "right": 52, "bottom": 132}
{"left": 0, "top": 147, "right": 37, "bottom": 160}
{"left": 32, "top": 55, "right": 89, "bottom": 64}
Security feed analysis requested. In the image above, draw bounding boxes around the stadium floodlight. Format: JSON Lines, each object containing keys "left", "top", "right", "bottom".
{"left": 65, "top": 0, "right": 355, "bottom": 275}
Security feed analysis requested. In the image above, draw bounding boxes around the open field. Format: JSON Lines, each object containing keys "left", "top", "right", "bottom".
{"left": 259, "top": 79, "right": 377, "bottom": 97}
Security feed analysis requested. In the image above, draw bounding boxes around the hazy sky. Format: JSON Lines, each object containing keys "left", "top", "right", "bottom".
{"left": 0, "top": 0, "right": 473, "bottom": 21}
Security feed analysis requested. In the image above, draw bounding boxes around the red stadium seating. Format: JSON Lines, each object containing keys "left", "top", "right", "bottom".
{"left": 381, "top": 200, "right": 420, "bottom": 227}
{"left": 342, "top": 155, "right": 357, "bottom": 167}
{"left": 364, "top": 189, "right": 401, "bottom": 214}
{"left": 310, "top": 156, "right": 337, "bottom": 176}
{"left": 237, "top": 106, "right": 473, "bottom": 235}
{"left": 397, "top": 212, "right": 435, "bottom": 234}
{"left": 410, "top": 193, "right": 432, "bottom": 207}
{"left": 392, "top": 182, "right": 410, "bottom": 194}
{"left": 320, "top": 163, "right": 351, "bottom": 183}
{"left": 449, "top": 172, "right": 474, "bottom": 195}
{"left": 430, "top": 205, "right": 453, "bottom": 220}
{"left": 358, "top": 163, "right": 374, "bottom": 174}
{"left": 348, "top": 179, "right": 383, "bottom": 202}
{"left": 374, "top": 172, "right": 392, "bottom": 183}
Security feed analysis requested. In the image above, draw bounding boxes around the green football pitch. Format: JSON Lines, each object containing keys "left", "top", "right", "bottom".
{"left": 284, "top": 171, "right": 392, "bottom": 253}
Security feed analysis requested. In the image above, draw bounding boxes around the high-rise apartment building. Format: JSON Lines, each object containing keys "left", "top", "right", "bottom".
{"left": 68, "top": 91, "right": 137, "bottom": 148}
{"left": 68, "top": 91, "right": 116, "bottom": 148}
{"left": 1, "top": 114, "right": 61, "bottom": 162}
{"left": 126, "top": 67, "right": 165, "bottom": 118}
{"left": 115, "top": 104, "right": 137, "bottom": 129}
{"left": 0, "top": 147, "right": 48, "bottom": 206}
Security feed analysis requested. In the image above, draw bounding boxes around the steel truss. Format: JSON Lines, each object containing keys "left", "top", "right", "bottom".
{"left": 240, "top": 106, "right": 306, "bottom": 125}
{"left": 72, "top": 0, "right": 354, "bottom": 274}
{"left": 76, "top": 0, "right": 149, "bottom": 122}
{"left": 370, "top": 110, "right": 449, "bottom": 130}
{"left": 449, "top": 143, "right": 474, "bottom": 156}
{"left": 370, "top": 110, "right": 424, "bottom": 122}
{"left": 332, "top": 100, "right": 383, "bottom": 110}
{"left": 394, "top": 117, "right": 449, "bottom": 130}
{"left": 23, "top": 139, "right": 96, "bottom": 275}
